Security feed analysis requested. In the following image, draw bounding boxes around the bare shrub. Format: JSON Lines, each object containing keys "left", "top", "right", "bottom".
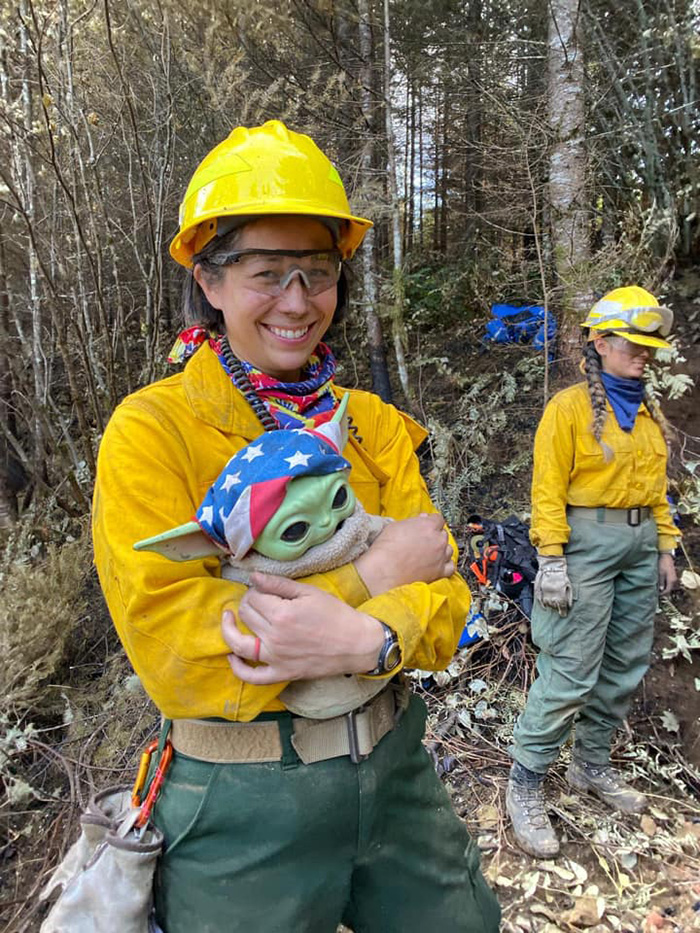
{"left": 1, "top": 532, "right": 91, "bottom": 712}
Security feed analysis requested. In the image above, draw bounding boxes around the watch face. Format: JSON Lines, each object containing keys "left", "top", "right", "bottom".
{"left": 384, "top": 641, "right": 401, "bottom": 672}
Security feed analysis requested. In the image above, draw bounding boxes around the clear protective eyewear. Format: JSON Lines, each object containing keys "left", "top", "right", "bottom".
{"left": 605, "top": 335, "right": 656, "bottom": 357}
{"left": 592, "top": 305, "right": 673, "bottom": 338}
{"left": 211, "top": 248, "right": 342, "bottom": 297}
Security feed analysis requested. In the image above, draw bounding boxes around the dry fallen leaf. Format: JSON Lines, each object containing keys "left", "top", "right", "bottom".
{"left": 660, "top": 710, "right": 680, "bottom": 733}
{"left": 567, "top": 859, "right": 589, "bottom": 884}
{"left": 640, "top": 815, "right": 658, "bottom": 836}
{"left": 495, "top": 874, "right": 515, "bottom": 888}
{"left": 561, "top": 895, "right": 606, "bottom": 927}
{"left": 520, "top": 870, "right": 540, "bottom": 899}
{"left": 549, "top": 864, "right": 575, "bottom": 882}
{"left": 476, "top": 803, "right": 500, "bottom": 830}
{"left": 680, "top": 569, "right": 700, "bottom": 589}
{"left": 642, "top": 911, "right": 670, "bottom": 932}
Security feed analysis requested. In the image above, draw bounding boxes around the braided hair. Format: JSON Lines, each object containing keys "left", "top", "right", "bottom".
{"left": 582, "top": 339, "right": 613, "bottom": 460}
{"left": 583, "top": 334, "right": 674, "bottom": 456}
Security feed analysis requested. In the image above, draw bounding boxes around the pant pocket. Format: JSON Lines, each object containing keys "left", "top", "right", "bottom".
{"left": 154, "top": 756, "right": 221, "bottom": 857}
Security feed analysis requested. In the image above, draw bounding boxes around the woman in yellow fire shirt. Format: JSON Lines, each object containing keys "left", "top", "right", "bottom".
{"left": 506, "top": 286, "right": 679, "bottom": 859}
{"left": 92, "top": 120, "right": 500, "bottom": 932}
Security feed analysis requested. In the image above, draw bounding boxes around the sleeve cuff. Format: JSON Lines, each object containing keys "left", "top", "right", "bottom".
{"left": 657, "top": 534, "right": 679, "bottom": 553}
{"left": 537, "top": 544, "right": 565, "bottom": 557}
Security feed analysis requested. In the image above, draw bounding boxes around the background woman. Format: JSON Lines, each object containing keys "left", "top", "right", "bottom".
{"left": 92, "top": 120, "right": 500, "bottom": 932}
{"left": 506, "top": 286, "right": 679, "bottom": 858}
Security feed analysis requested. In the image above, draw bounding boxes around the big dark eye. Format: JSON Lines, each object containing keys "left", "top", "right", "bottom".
{"left": 332, "top": 486, "right": 348, "bottom": 510}
{"left": 281, "top": 521, "right": 309, "bottom": 542}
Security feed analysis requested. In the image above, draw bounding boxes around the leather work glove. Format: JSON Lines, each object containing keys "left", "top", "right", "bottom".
{"left": 534, "top": 555, "right": 573, "bottom": 617}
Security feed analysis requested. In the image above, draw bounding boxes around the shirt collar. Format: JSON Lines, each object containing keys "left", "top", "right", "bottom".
{"left": 183, "top": 342, "right": 262, "bottom": 437}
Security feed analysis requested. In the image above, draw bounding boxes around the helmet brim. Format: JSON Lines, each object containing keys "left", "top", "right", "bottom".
{"left": 587, "top": 328, "right": 672, "bottom": 349}
{"left": 609, "top": 330, "right": 671, "bottom": 349}
{"left": 171, "top": 206, "right": 373, "bottom": 268}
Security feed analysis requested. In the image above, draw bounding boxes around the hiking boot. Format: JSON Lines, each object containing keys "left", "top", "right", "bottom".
{"left": 506, "top": 776, "right": 560, "bottom": 858}
{"left": 566, "top": 759, "right": 646, "bottom": 813}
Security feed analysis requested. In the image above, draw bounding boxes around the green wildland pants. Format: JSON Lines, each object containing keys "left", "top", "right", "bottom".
{"left": 153, "top": 693, "right": 500, "bottom": 933}
{"left": 511, "top": 511, "right": 659, "bottom": 774}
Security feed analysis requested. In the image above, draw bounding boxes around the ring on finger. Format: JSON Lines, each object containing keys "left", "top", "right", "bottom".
{"left": 253, "top": 636, "right": 261, "bottom": 663}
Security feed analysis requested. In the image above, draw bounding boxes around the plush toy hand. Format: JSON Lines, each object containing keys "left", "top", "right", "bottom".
{"left": 534, "top": 555, "right": 573, "bottom": 616}
{"left": 658, "top": 553, "right": 677, "bottom": 596}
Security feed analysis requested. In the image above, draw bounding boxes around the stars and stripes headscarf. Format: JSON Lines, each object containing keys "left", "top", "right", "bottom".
{"left": 195, "top": 417, "right": 350, "bottom": 560}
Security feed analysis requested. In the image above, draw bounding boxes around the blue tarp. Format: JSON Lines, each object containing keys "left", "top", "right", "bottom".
{"left": 483, "top": 302, "right": 556, "bottom": 356}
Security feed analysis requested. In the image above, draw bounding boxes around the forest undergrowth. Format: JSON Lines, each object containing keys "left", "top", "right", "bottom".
{"left": 1, "top": 279, "right": 700, "bottom": 933}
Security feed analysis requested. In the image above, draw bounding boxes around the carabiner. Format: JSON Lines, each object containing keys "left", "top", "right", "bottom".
{"left": 131, "top": 740, "right": 158, "bottom": 809}
{"left": 135, "top": 739, "right": 173, "bottom": 829}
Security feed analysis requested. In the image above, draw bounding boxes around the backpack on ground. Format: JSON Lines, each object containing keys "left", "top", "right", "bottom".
{"left": 465, "top": 514, "right": 538, "bottom": 618}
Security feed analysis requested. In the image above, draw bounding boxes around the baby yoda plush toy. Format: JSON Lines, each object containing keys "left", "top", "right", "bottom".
{"left": 134, "top": 395, "right": 390, "bottom": 719}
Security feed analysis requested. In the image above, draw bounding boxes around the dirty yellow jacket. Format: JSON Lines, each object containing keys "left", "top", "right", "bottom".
{"left": 531, "top": 381, "right": 678, "bottom": 556}
{"left": 92, "top": 343, "right": 470, "bottom": 720}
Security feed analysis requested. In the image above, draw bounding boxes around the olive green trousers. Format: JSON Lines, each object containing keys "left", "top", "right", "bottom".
{"left": 511, "top": 511, "right": 659, "bottom": 773}
{"left": 153, "top": 694, "right": 500, "bottom": 933}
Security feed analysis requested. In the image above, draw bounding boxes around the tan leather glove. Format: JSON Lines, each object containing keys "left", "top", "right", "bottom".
{"left": 534, "top": 555, "right": 573, "bottom": 616}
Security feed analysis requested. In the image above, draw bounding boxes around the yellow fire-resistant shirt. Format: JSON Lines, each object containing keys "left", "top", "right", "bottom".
{"left": 92, "top": 343, "right": 470, "bottom": 721}
{"left": 531, "top": 381, "right": 678, "bottom": 556}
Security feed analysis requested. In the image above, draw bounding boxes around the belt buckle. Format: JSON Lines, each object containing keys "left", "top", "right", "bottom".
{"left": 627, "top": 507, "right": 641, "bottom": 526}
{"left": 345, "top": 707, "right": 367, "bottom": 765}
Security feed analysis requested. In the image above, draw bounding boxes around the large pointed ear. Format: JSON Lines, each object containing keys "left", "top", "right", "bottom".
{"left": 314, "top": 393, "right": 350, "bottom": 453}
{"left": 133, "top": 521, "right": 223, "bottom": 561}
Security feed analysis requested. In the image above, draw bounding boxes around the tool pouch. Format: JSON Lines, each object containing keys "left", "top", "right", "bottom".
{"left": 39, "top": 786, "right": 164, "bottom": 933}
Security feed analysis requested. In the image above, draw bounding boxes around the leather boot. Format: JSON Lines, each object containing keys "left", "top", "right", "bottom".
{"left": 566, "top": 759, "right": 646, "bottom": 813}
{"left": 506, "top": 768, "right": 559, "bottom": 858}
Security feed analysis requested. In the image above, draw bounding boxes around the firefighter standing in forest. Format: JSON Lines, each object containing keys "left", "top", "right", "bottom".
{"left": 506, "top": 286, "right": 679, "bottom": 858}
{"left": 92, "top": 120, "right": 500, "bottom": 932}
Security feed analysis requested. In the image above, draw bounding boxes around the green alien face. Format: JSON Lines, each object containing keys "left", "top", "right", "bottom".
{"left": 252, "top": 471, "right": 356, "bottom": 560}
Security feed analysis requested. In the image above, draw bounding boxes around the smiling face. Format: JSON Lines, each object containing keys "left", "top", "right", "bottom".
{"left": 194, "top": 216, "right": 337, "bottom": 380}
{"left": 594, "top": 335, "right": 653, "bottom": 380}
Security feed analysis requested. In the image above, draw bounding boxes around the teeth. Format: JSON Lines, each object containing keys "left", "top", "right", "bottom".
{"left": 268, "top": 325, "right": 309, "bottom": 339}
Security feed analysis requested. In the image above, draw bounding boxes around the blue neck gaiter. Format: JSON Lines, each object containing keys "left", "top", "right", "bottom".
{"left": 600, "top": 372, "right": 645, "bottom": 432}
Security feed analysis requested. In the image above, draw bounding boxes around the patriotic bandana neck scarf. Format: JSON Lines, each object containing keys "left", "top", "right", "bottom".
{"left": 168, "top": 325, "right": 338, "bottom": 429}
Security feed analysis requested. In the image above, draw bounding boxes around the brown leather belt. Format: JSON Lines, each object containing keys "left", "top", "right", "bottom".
{"left": 170, "top": 681, "right": 409, "bottom": 766}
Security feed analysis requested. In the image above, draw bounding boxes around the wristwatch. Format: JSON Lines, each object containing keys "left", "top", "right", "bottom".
{"left": 367, "top": 622, "right": 402, "bottom": 675}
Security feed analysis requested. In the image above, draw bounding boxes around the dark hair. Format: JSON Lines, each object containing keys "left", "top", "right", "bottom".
{"left": 181, "top": 224, "right": 350, "bottom": 332}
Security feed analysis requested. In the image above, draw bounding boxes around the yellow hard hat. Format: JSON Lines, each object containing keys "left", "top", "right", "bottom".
{"left": 581, "top": 285, "right": 673, "bottom": 349}
{"left": 170, "top": 120, "right": 373, "bottom": 267}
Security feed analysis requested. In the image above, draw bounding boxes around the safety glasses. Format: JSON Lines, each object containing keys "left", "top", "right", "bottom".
{"left": 605, "top": 336, "right": 656, "bottom": 357}
{"left": 209, "top": 249, "right": 342, "bottom": 297}
{"left": 593, "top": 305, "right": 673, "bottom": 337}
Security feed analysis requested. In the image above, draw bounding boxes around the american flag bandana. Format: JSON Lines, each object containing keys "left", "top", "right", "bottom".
{"left": 195, "top": 416, "right": 351, "bottom": 560}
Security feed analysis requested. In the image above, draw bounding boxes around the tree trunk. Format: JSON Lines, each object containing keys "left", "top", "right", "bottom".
{"left": 547, "top": 0, "right": 591, "bottom": 349}
{"left": 357, "top": 0, "right": 392, "bottom": 402}
{"left": 383, "top": 0, "right": 412, "bottom": 405}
